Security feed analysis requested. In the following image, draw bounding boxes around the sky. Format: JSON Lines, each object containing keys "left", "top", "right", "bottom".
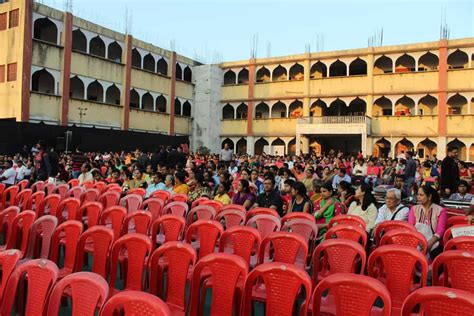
{"left": 40, "top": 0, "right": 473, "bottom": 62}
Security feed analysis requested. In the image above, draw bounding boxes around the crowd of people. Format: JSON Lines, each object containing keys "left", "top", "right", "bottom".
{"left": 1, "top": 141, "right": 473, "bottom": 260}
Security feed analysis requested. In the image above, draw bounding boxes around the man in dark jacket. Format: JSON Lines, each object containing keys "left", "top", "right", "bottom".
{"left": 441, "top": 146, "right": 460, "bottom": 198}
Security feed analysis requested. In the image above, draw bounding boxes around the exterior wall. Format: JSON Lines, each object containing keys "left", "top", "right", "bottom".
{"left": 29, "top": 92, "right": 61, "bottom": 122}
{"left": 69, "top": 99, "right": 122, "bottom": 128}
{"left": 129, "top": 109, "right": 169, "bottom": 133}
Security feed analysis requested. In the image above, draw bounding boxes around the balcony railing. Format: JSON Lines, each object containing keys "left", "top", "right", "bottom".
{"left": 297, "top": 116, "right": 368, "bottom": 124}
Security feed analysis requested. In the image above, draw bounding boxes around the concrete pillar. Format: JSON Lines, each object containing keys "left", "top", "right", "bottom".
{"left": 301, "top": 136, "right": 309, "bottom": 154}
{"left": 296, "top": 133, "right": 301, "bottom": 155}
{"left": 366, "top": 51, "right": 374, "bottom": 118}
{"left": 415, "top": 102, "right": 419, "bottom": 116}
{"left": 391, "top": 141, "right": 396, "bottom": 159}
{"left": 361, "top": 133, "right": 368, "bottom": 156}
{"left": 102, "top": 87, "right": 107, "bottom": 103}
{"left": 366, "top": 136, "right": 373, "bottom": 157}
{"left": 287, "top": 68, "right": 290, "bottom": 80}
{"left": 303, "top": 55, "right": 311, "bottom": 117}
{"left": 437, "top": 136, "right": 447, "bottom": 159}
{"left": 247, "top": 136, "right": 255, "bottom": 155}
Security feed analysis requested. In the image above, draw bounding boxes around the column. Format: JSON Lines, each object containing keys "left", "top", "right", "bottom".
{"left": 437, "top": 136, "right": 447, "bottom": 160}
{"left": 361, "top": 133, "right": 368, "bottom": 156}
{"left": 121, "top": 35, "right": 133, "bottom": 130}
{"left": 247, "top": 59, "right": 255, "bottom": 136}
{"left": 20, "top": 0, "right": 33, "bottom": 122}
{"left": 438, "top": 40, "right": 448, "bottom": 144}
{"left": 366, "top": 136, "right": 373, "bottom": 157}
{"left": 303, "top": 55, "right": 311, "bottom": 117}
{"left": 296, "top": 133, "right": 301, "bottom": 154}
{"left": 366, "top": 51, "right": 374, "bottom": 118}
{"left": 247, "top": 136, "right": 255, "bottom": 155}
{"left": 169, "top": 52, "right": 177, "bottom": 135}
{"left": 301, "top": 136, "right": 309, "bottom": 154}
{"left": 60, "top": 12, "right": 73, "bottom": 126}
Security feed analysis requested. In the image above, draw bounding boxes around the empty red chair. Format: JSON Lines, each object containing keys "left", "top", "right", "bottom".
{"left": 201, "top": 199, "right": 223, "bottom": 213}
{"left": 259, "top": 231, "right": 308, "bottom": 269}
{"left": 282, "top": 218, "right": 319, "bottom": 245}
{"left": 100, "top": 206, "right": 126, "bottom": 240}
{"left": 162, "top": 201, "right": 189, "bottom": 217}
{"left": 120, "top": 193, "right": 143, "bottom": 213}
{"left": 38, "top": 193, "right": 61, "bottom": 217}
{"left": 0, "top": 183, "right": 5, "bottom": 196}
{"left": 30, "top": 180, "right": 45, "bottom": 193}
{"left": 25, "top": 190, "right": 45, "bottom": 212}
{"left": 185, "top": 220, "right": 224, "bottom": 259}
{"left": 368, "top": 245, "right": 428, "bottom": 315}
{"left": 81, "top": 188, "right": 100, "bottom": 203}
{"left": 67, "top": 185, "right": 84, "bottom": 200}
{"left": 141, "top": 198, "right": 164, "bottom": 221}
{"left": 45, "top": 182, "right": 57, "bottom": 196}
{"left": 56, "top": 197, "right": 81, "bottom": 223}
{"left": 75, "top": 226, "right": 114, "bottom": 278}
{"left": 312, "top": 273, "right": 391, "bottom": 316}
{"left": 14, "top": 188, "right": 32, "bottom": 210}
{"left": 82, "top": 180, "right": 95, "bottom": 189}
{"left": 219, "top": 226, "right": 261, "bottom": 265}
{"left": 215, "top": 207, "right": 246, "bottom": 228}
{"left": 170, "top": 193, "right": 188, "bottom": 203}
{"left": 150, "top": 215, "right": 186, "bottom": 251}
{"left": 0, "top": 206, "right": 19, "bottom": 249}
{"left": 243, "top": 262, "right": 312, "bottom": 316}
{"left": 0, "top": 249, "right": 21, "bottom": 306}
{"left": 190, "top": 253, "right": 248, "bottom": 316}
{"left": 68, "top": 178, "right": 79, "bottom": 188}
{"left": 281, "top": 212, "right": 315, "bottom": 225}
{"left": 401, "top": 287, "right": 474, "bottom": 316}
{"left": 373, "top": 220, "right": 416, "bottom": 246}
{"left": 325, "top": 224, "right": 368, "bottom": 248}
{"left": 443, "top": 224, "right": 473, "bottom": 245}
{"left": 186, "top": 205, "right": 216, "bottom": 225}
{"left": 1, "top": 259, "right": 59, "bottom": 316}
{"left": 108, "top": 233, "right": 152, "bottom": 294}
{"left": 444, "top": 236, "right": 474, "bottom": 251}
{"left": 245, "top": 207, "right": 279, "bottom": 222}
{"left": 6, "top": 210, "right": 36, "bottom": 256}
{"left": 55, "top": 183, "right": 70, "bottom": 200}
{"left": 447, "top": 215, "right": 470, "bottom": 228}
{"left": 191, "top": 196, "right": 209, "bottom": 208}
{"left": 220, "top": 204, "right": 246, "bottom": 213}
{"left": 122, "top": 210, "right": 152, "bottom": 235}
{"left": 380, "top": 229, "right": 428, "bottom": 254}
{"left": 24, "top": 215, "right": 58, "bottom": 259}
{"left": 148, "top": 241, "right": 197, "bottom": 314}
{"left": 78, "top": 201, "right": 103, "bottom": 228}
{"left": 328, "top": 214, "right": 366, "bottom": 229}
{"left": 150, "top": 190, "right": 171, "bottom": 203}
{"left": 17, "top": 179, "right": 29, "bottom": 191}
{"left": 50, "top": 220, "right": 83, "bottom": 278}
{"left": 433, "top": 250, "right": 474, "bottom": 293}
{"left": 94, "top": 181, "right": 106, "bottom": 193}
{"left": 1, "top": 185, "right": 19, "bottom": 210}
{"left": 47, "top": 271, "right": 109, "bottom": 316}
{"left": 104, "top": 184, "right": 122, "bottom": 194}
{"left": 312, "top": 239, "right": 366, "bottom": 285}
{"left": 126, "top": 187, "right": 146, "bottom": 197}
{"left": 246, "top": 214, "right": 281, "bottom": 239}
{"left": 98, "top": 191, "right": 121, "bottom": 209}
{"left": 100, "top": 291, "right": 171, "bottom": 316}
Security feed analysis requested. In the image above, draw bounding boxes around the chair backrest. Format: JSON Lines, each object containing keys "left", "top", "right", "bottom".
{"left": 281, "top": 212, "right": 315, "bottom": 225}
{"left": 30, "top": 180, "right": 45, "bottom": 193}
{"left": 245, "top": 207, "right": 279, "bottom": 222}
{"left": 82, "top": 180, "right": 95, "bottom": 190}
{"left": 99, "top": 291, "right": 171, "bottom": 316}
{"left": 246, "top": 214, "right": 282, "bottom": 239}
{"left": 444, "top": 236, "right": 474, "bottom": 251}
{"left": 282, "top": 218, "right": 319, "bottom": 243}
{"left": 432, "top": 250, "right": 474, "bottom": 293}
{"left": 219, "top": 226, "right": 261, "bottom": 265}
{"left": 126, "top": 188, "right": 146, "bottom": 197}
{"left": 220, "top": 204, "right": 246, "bottom": 213}
{"left": 67, "top": 178, "right": 79, "bottom": 188}
{"left": 243, "top": 262, "right": 312, "bottom": 316}
{"left": 443, "top": 224, "right": 474, "bottom": 245}
{"left": 170, "top": 193, "right": 188, "bottom": 203}
{"left": 25, "top": 190, "right": 45, "bottom": 211}
{"left": 45, "top": 182, "right": 57, "bottom": 196}
{"left": 122, "top": 210, "right": 152, "bottom": 235}
{"left": 56, "top": 197, "right": 81, "bottom": 223}
{"left": 447, "top": 215, "right": 469, "bottom": 228}
{"left": 98, "top": 191, "right": 121, "bottom": 209}
{"left": 120, "top": 193, "right": 143, "bottom": 213}
{"left": 38, "top": 193, "right": 61, "bottom": 217}
{"left": 259, "top": 231, "right": 308, "bottom": 269}
{"left": 105, "top": 185, "right": 122, "bottom": 194}
{"left": 186, "top": 205, "right": 216, "bottom": 225}
{"left": 0, "top": 249, "right": 21, "bottom": 305}
{"left": 190, "top": 196, "right": 209, "bottom": 208}
{"left": 185, "top": 220, "right": 224, "bottom": 259}
{"left": 312, "top": 239, "right": 366, "bottom": 286}
{"left": 109, "top": 233, "right": 151, "bottom": 291}
{"left": 1, "top": 185, "right": 19, "bottom": 209}
{"left": 401, "top": 287, "right": 474, "bottom": 316}
{"left": 93, "top": 181, "right": 106, "bottom": 193}
{"left": 368, "top": 245, "right": 428, "bottom": 312}
{"left": 373, "top": 220, "right": 416, "bottom": 246}
{"left": 201, "top": 199, "right": 223, "bottom": 213}
{"left": 325, "top": 224, "right": 368, "bottom": 248}
{"left": 150, "top": 215, "right": 186, "bottom": 251}
{"left": 162, "top": 201, "right": 189, "bottom": 218}
{"left": 312, "top": 273, "right": 391, "bottom": 316}
{"left": 14, "top": 188, "right": 32, "bottom": 210}
{"left": 148, "top": 241, "right": 197, "bottom": 312}
{"left": 215, "top": 208, "right": 246, "bottom": 228}
{"left": 25, "top": 215, "right": 58, "bottom": 259}
{"left": 380, "top": 229, "right": 428, "bottom": 254}
{"left": 55, "top": 184, "right": 70, "bottom": 200}
{"left": 80, "top": 188, "right": 100, "bottom": 203}
{"left": 17, "top": 179, "right": 29, "bottom": 191}
{"left": 190, "top": 253, "right": 248, "bottom": 316}
{"left": 99, "top": 206, "right": 127, "bottom": 240}
{"left": 75, "top": 226, "right": 114, "bottom": 277}
{"left": 328, "top": 214, "right": 367, "bottom": 229}
{"left": 78, "top": 201, "right": 103, "bottom": 228}
{"left": 50, "top": 220, "right": 83, "bottom": 274}
{"left": 150, "top": 190, "right": 171, "bottom": 203}
{"left": 0, "top": 183, "right": 5, "bottom": 196}
{"left": 141, "top": 198, "right": 164, "bottom": 221}
{"left": 0, "top": 206, "right": 19, "bottom": 244}
{"left": 47, "top": 272, "right": 108, "bottom": 316}
{"left": 7, "top": 211, "right": 36, "bottom": 255}
{"left": 1, "top": 259, "right": 58, "bottom": 316}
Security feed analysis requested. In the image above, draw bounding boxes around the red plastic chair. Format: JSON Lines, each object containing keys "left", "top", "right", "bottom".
{"left": 170, "top": 193, "right": 188, "bottom": 203}
{"left": 99, "top": 291, "right": 171, "bottom": 316}
{"left": 17, "top": 179, "right": 29, "bottom": 191}
{"left": 50, "top": 220, "right": 83, "bottom": 278}
{"left": 162, "top": 201, "right": 189, "bottom": 217}
{"left": 186, "top": 205, "right": 216, "bottom": 225}
{"left": 401, "top": 286, "right": 474, "bottom": 316}
{"left": 328, "top": 214, "right": 366, "bottom": 229}
{"left": 444, "top": 236, "right": 474, "bottom": 251}
{"left": 45, "top": 182, "right": 57, "bottom": 196}
{"left": 368, "top": 245, "right": 428, "bottom": 315}
{"left": 30, "top": 180, "right": 45, "bottom": 193}
{"left": 282, "top": 218, "right": 319, "bottom": 245}
{"left": 432, "top": 250, "right": 474, "bottom": 293}
{"left": 82, "top": 180, "right": 95, "bottom": 190}
{"left": 219, "top": 226, "right": 261, "bottom": 265}
{"left": 150, "top": 190, "right": 171, "bottom": 203}
{"left": 201, "top": 200, "right": 223, "bottom": 213}
{"left": 56, "top": 197, "right": 81, "bottom": 223}
{"left": 447, "top": 215, "right": 470, "bottom": 228}
{"left": 1, "top": 259, "right": 59, "bottom": 316}
{"left": 245, "top": 207, "right": 279, "bottom": 222}
{"left": 191, "top": 196, "right": 209, "bottom": 208}
{"left": 78, "top": 201, "right": 103, "bottom": 228}
{"left": 148, "top": 241, "right": 197, "bottom": 314}
{"left": 68, "top": 178, "right": 79, "bottom": 188}
{"left": 104, "top": 183, "right": 120, "bottom": 191}
{"left": 243, "top": 262, "right": 312, "bottom": 316}
{"left": 24, "top": 215, "right": 58, "bottom": 259}
{"left": 325, "top": 224, "right": 368, "bottom": 248}
{"left": 0, "top": 249, "right": 21, "bottom": 306}
{"left": 120, "top": 193, "right": 143, "bottom": 213}
{"left": 185, "top": 220, "right": 224, "bottom": 259}
{"left": 220, "top": 204, "right": 246, "bottom": 213}
{"left": 1, "top": 185, "right": 19, "bottom": 210}
{"left": 380, "top": 229, "right": 428, "bottom": 254}
{"left": 105, "top": 185, "right": 122, "bottom": 195}
{"left": 215, "top": 207, "right": 246, "bottom": 228}
{"left": 311, "top": 273, "right": 391, "bottom": 316}
{"left": 25, "top": 190, "right": 45, "bottom": 212}
{"left": 281, "top": 212, "right": 315, "bottom": 225}
{"left": 246, "top": 214, "right": 281, "bottom": 239}
{"left": 47, "top": 271, "right": 109, "bottom": 316}
{"left": 190, "top": 253, "right": 248, "bottom": 316}
{"left": 108, "top": 233, "right": 152, "bottom": 294}
{"left": 74, "top": 226, "right": 114, "bottom": 277}
{"left": 0, "top": 183, "right": 5, "bottom": 196}
{"left": 259, "top": 231, "right": 308, "bottom": 269}
{"left": 443, "top": 224, "right": 473, "bottom": 245}
{"left": 150, "top": 215, "right": 186, "bottom": 251}
{"left": 373, "top": 220, "right": 416, "bottom": 246}
{"left": 0, "top": 206, "right": 19, "bottom": 250}
{"left": 7, "top": 211, "right": 36, "bottom": 256}
{"left": 98, "top": 191, "right": 121, "bottom": 210}
{"left": 67, "top": 185, "right": 84, "bottom": 200}
{"left": 38, "top": 193, "right": 61, "bottom": 217}
{"left": 126, "top": 187, "right": 146, "bottom": 197}
{"left": 94, "top": 181, "right": 106, "bottom": 193}
{"left": 122, "top": 210, "right": 152, "bottom": 235}
{"left": 55, "top": 183, "right": 70, "bottom": 200}
{"left": 312, "top": 239, "right": 366, "bottom": 285}
{"left": 81, "top": 188, "right": 100, "bottom": 203}
{"left": 14, "top": 188, "right": 32, "bottom": 210}
{"left": 141, "top": 198, "right": 164, "bottom": 221}
{"left": 100, "top": 206, "right": 127, "bottom": 240}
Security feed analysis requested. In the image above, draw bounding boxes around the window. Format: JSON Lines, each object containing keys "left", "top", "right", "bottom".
{"left": 7, "top": 63, "right": 17, "bottom": 81}
{"left": 0, "top": 12, "right": 7, "bottom": 31}
{"left": 0, "top": 65, "right": 5, "bottom": 82}
{"left": 9, "top": 9, "right": 19, "bottom": 28}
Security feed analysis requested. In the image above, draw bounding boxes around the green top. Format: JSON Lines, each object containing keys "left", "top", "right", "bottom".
{"left": 315, "top": 197, "right": 336, "bottom": 224}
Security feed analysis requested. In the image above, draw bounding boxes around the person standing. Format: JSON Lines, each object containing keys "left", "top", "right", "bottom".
{"left": 404, "top": 151, "right": 416, "bottom": 190}
{"left": 219, "top": 143, "right": 233, "bottom": 165}
{"left": 440, "top": 146, "right": 460, "bottom": 198}
{"left": 72, "top": 148, "right": 88, "bottom": 179}
{"left": 1, "top": 160, "right": 17, "bottom": 187}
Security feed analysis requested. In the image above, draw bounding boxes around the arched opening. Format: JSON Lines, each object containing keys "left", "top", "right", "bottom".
{"left": 374, "top": 55, "right": 393, "bottom": 74}
{"left": 310, "top": 61, "right": 327, "bottom": 79}
{"left": 155, "top": 95, "right": 167, "bottom": 113}
{"left": 289, "top": 63, "right": 304, "bottom": 80}
{"left": 329, "top": 60, "right": 347, "bottom": 77}
{"left": 447, "top": 94, "right": 468, "bottom": 115}
{"left": 236, "top": 138, "right": 247, "bottom": 155}
{"left": 347, "top": 98, "right": 366, "bottom": 116}
{"left": 236, "top": 103, "right": 248, "bottom": 119}
{"left": 417, "top": 138, "right": 437, "bottom": 160}
{"left": 222, "top": 104, "right": 235, "bottom": 119}
{"left": 89, "top": 36, "right": 106, "bottom": 58}
{"left": 254, "top": 138, "right": 269, "bottom": 155}
{"left": 130, "top": 89, "right": 140, "bottom": 109}
{"left": 255, "top": 102, "right": 269, "bottom": 119}
{"left": 143, "top": 54, "right": 155, "bottom": 72}
{"left": 447, "top": 139, "right": 467, "bottom": 161}
{"left": 157, "top": 58, "right": 168, "bottom": 76}
{"left": 418, "top": 52, "right": 438, "bottom": 71}
{"left": 223, "top": 70, "right": 236, "bottom": 85}
{"left": 349, "top": 58, "right": 367, "bottom": 75}
{"left": 374, "top": 138, "right": 391, "bottom": 158}
{"left": 222, "top": 138, "right": 234, "bottom": 150}
{"left": 132, "top": 49, "right": 142, "bottom": 68}
{"left": 327, "top": 99, "right": 346, "bottom": 116}
{"left": 289, "top": 100, "right": 303, "bottom": 118}
{"left": 448, "top": 50, "right": 469, "bottom": 69}
{"left": 175, "top": 64, "right": 183, "bottom": 80}
{"left": 87, "top": 80, "right": 104, "bottom": 103}
{"left": 310, "top": 99, "right": 326, "bottom": 117}
{"left": 272, "top": 65, "right": 287, "bottom": 81}
{"left": 395, "top": 54, "right": 416, "bottom": 72}
{"left": 271, "top": 138, "right": 286, "bottom": 155}
{"left": 256, "top": 67, "right": 270, "bottom": 83}
{"left": 238, "top": 69, "right": 249, "bottom": 84}
{"left": 288, "top": 138, "right": 296, "bottom": 156}
{"left": 395, "top": 96, "right": 415, "bottom": 115}
{"left": 182, "top": 101, "right": 191, "bottom": 117}
{"left": 142, "top": 92, "right": 154, "bottom": 111}
{"left": 33, "top": 17, "right": 58, "bottom": 44}
{"left": 373, "top": 96, "right": 392, "bottom": 116}
{"left": 72, "top": 29, "right": 87, "bottom": 53}
{"left": 105, "top": 84, "right": 120, "bottom": 105}
{"left": 183, "top": 66, "right": 192, "bottom": 82}
{"left": 69, "top": 76, "right": 84, "bottom": 99}
{"left": 418, "top": 95, "right": 438, "bottom": 115}
{"left": 395, "top": 138, "right": 414, "bottom": 156}
{"left": 31, "top": 69, "right": 55, "bottom": 94}
{"left": 107, "top": 42, "right": 122, "bottom": 62}
{"left": 174, "top": 99, "right": 182, "bottom": 115}
{"left": 271, "top": 101, "right": 287, "bottom": 118}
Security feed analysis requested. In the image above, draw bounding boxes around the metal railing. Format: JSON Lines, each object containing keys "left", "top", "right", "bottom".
{"left": 297, "top": 116, "right": 368, "bottom": 124}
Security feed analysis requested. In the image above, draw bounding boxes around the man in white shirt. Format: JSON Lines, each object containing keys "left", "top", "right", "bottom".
{"left": 78, "top": 163, "right": 93, "bottom": 185}
{"left": 374, "top": 188, "right": 409, "bottom": 226}
{"left": 1, "top": 160, "right": 17, "bottom": 186}
{"left": 16, "top": 160, "right": 32, "bottom": 181}
{"left": 219, "top": 143, "right": 233, "bottom": 164}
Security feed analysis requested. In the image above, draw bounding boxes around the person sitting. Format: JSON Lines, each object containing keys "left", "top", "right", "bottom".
{"left": 310, "top": 179, "right": 322, "bottom": 203}
{"left": 394, "top": 174, "right": 410, "bottom": 199}
{"left": 250, "top": 169, "right": 264, "bottom": 194}
{"left": 348, "top": 183, "right": 378, "bottom": 233}
{"left": 337, "top": 180, "right": 355, "bottom": 212}
{"left": 302, "top": 168, "right": 315, "bottom": 194}
{"left": 78, "top": 163, "right": 93, "bottom": 185}
{"left": 173, "top": 172, "right": 190, "bottom": 195}
{"left": 313, "top": 182, "right": 341, "bottom": 225}
{"left": 449, "top": 180, "right": 474, "bottom": 202}
{"left": 0, "top": 160, "right": 16, "bottom": 187}
{"left": 374, "top": 188, "right": 409, "bottom": 227}
{"left": 214, "top": 182, "right": 232, "bottom": 205}
{"left": 281, "top": 179, "right": 295, "bottom": 214}
{"left": 254, "top": 177, "right": 283, "bottom": 216}
{"left": 332, "top": 168, "right": 351, "bottom": 190}
{"left": 352, "top": 159, "right": 367, "bottom": 177}
{"left": 287, "top": 181, "right": 313, "bottom": 214}
{"left": 188, "top": 173, "right": 212, "bottom": 203}
{"left": 145, "top": 172, "right": 167, "bottom": 198}
{"left": 128, "top": 168, "right": 147, "bottom": 190}
{"left": 232, "top": 179, "right": 256, "bottom": 211}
